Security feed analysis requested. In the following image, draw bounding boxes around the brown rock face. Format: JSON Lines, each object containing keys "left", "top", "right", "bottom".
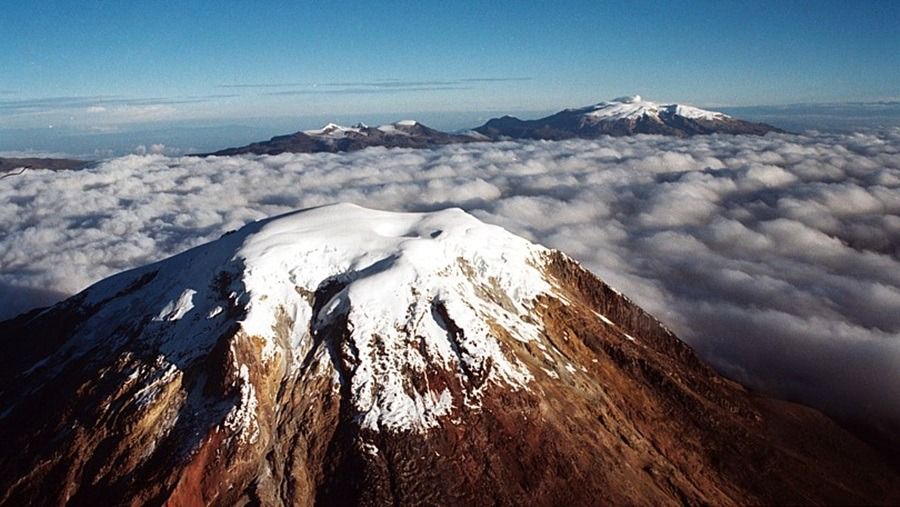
{"left": 0, "top": 205, "right": 896, "bottom": 506}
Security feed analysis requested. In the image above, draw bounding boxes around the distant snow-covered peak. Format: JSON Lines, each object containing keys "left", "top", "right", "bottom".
{"left": 304, "top": 123, "right": 365, "bottom": 137}
{"left": 304, "top": 123, "right": 347, "bottom": 135}
{"left": 581, "top": 96, "right": 730, "bottom": 123}
{"left": 584, "top": 97, "right": 661, "bottom": 122}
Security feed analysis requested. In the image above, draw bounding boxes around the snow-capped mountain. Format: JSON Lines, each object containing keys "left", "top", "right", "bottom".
{"left": 0, "top": 204, "right": 895, "bottom": 505}
{"left": 205, "top": 120, "right": 480, "bottom": 156}
{"left": 475, "top": 95, "right": 783, "bottom": 139}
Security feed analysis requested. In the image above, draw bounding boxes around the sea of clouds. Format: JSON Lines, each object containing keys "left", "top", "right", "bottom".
{"left": 2, "top": 130, "right": 899, "bottom": 432}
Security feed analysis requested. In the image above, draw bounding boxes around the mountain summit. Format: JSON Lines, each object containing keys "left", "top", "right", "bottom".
{"left": 0, "top": 204, "right": 895, "bottom": 505}
{"left": 205, "top": 121, "right": 480, "bottom": 156}
{"left": 474, "top": 95, "right": 782, "bottom": 139}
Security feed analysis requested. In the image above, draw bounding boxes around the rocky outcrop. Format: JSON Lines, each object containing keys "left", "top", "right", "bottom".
{"left": 0, "top": 204, "right": 895, "bottom": 506}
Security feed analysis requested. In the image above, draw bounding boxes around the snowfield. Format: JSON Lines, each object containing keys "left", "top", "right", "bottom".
{"left": 580, "top": 94, "right": 731, "bottom": 122}
{"left": 1, "top": 129, "right": 899, "bottom": 430}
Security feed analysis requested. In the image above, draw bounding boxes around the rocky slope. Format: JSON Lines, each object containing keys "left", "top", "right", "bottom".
{"left": 475, "top": 95, "right": 783, "bottom": 139}
{"left": 0, "top": 203, "right": 896, "bottom": 506}
{"left": 203, "top": 121, "right": 482, "bottom": 156}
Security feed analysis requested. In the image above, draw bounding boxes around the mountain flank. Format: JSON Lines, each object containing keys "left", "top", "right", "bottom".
{"left": 0, "top": 203, "right": 895, "bottom": 506}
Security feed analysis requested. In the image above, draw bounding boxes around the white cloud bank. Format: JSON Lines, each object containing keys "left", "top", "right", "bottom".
{"left": 1, "top": 130, "right": 899, "bottom": 432}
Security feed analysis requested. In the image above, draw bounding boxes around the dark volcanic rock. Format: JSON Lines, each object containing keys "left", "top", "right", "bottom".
{"left": 0, "top": 204, "right": 895, "bottom": 506}
{"left": 202, "top": 121, "right": 481, "bottom": 156}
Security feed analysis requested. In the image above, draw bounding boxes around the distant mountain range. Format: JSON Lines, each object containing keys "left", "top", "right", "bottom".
{"left": 201, "top": 96, "right": 782, "bottom": 156}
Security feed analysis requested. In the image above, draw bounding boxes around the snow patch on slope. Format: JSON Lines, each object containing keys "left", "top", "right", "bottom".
{"left": 153, "top": 289, "right": 197, "bottom": 321}
{"left": 665, "top": 104, "right": 730, "bottom": 121}
{"left": 223, "top": 364, "right": 260, "bottom": 444}
{"left": 303, "top": 123, "right": 365, "bottom": 138}
{"left": 306, "top": 120, "right": 423, "bottom": 139}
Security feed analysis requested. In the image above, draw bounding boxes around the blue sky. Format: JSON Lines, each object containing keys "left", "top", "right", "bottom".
{"left": 1, "top": 0, "right": 898, "bottom": 150}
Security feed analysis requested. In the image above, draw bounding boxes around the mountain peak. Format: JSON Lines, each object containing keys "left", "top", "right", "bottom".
{"left": 583, "top": 96, "right": 730, "bottom": 122}
{"left": 474, "top": 96, "right": 777, "bottom": 139}
{"left": 19, "top": 204, "right": 552, "bottom": 436}
{"left": 1, "top": 204, "right": 896, "bottom": 504}
{"left": 232, "top": 203, "right": 549, "bottom": 431}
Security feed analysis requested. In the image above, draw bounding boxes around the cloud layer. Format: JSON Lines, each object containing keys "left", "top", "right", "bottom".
{"left": 1, "top": 130, "right": 899, "bottom": 431}
{"left": 216, "top": 77, "right": 532, "bottom": 93}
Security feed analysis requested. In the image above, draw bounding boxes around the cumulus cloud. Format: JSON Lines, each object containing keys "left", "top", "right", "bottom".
{"left": 1, "top": 130, "right": 899, "bottom": 434}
